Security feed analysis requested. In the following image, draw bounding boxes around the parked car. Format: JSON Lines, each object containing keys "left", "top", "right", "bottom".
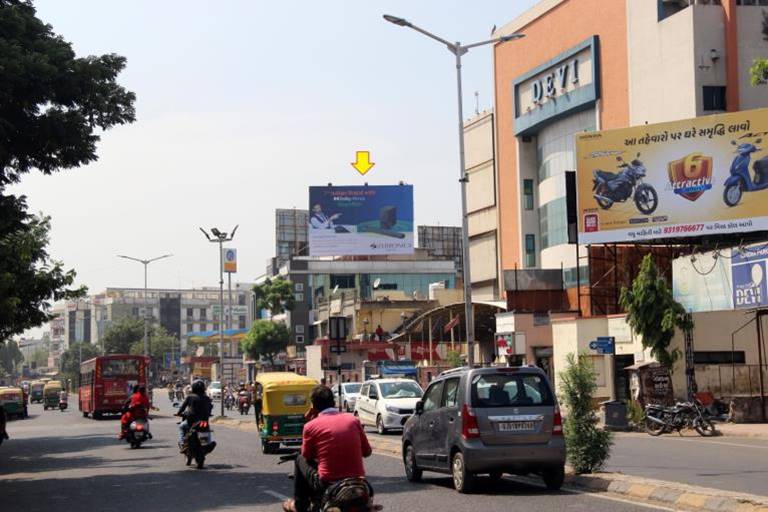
{"left": 355, "top": 378, "right": 423, "bottom": 435}
{"left": 401, "top": 366, "right": 565, "bottom": 493}
{"left": 207, "top": 381, "right": 222, "bottom": 401}
{"left": 333, "top": 382, "right": 362, "bottom": 412}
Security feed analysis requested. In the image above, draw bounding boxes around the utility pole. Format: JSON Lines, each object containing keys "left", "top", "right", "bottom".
{"left": 200, "top": 226, "right": 238, "bottom": 417}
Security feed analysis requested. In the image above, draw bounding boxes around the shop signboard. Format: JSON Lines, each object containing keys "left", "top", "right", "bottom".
{"left": 308, "top": 185, "right": 414, "bottom": 256}
{"left": 731, "top": 244, "right": 768, "bottom": 309}
{"left": 576, "top": 108, "right": 768, "bottom": 244}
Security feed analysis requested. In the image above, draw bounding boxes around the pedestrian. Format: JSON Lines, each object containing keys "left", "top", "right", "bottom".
{"left": 375, "top": 325, "right": 384, "bottom": 341}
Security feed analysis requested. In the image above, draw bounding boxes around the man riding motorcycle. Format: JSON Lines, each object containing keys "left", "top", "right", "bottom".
{"left": 282, "top": 385, "right": 372, "bottom": 512}
{"left": 119, "top": 385, "right": 151, "bottom": 440}
{"left": 176, "top": 379, "right": 213, "bottom": 452}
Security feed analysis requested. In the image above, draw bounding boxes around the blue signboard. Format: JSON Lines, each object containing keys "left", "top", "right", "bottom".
{"left": 164, "top": 352, "right": 181, "bottom": 368}
{"left": 589, "top": 336, "right": 615, "bottom": 355}
{"left": 308, "top": 185, "right": 414, "bottom": 256}
{"left": 731, "top": 245, "right": 768, "bottom": 309}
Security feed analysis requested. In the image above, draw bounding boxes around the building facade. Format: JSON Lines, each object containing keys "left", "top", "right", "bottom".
{"left": 493, "top": 0, "right": 768, "bottom": 281}
{"left": 417, "top": 225, "right": 463, "bottom": 281}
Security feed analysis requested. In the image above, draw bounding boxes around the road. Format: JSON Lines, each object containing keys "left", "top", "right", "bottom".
{"left": 0, "top": 395, "right": 669, "bottom": 512}
{"left": 365, "top": 428, "right": 768, "bottom": 497}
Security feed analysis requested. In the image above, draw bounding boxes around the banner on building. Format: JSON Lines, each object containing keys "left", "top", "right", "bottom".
{"left": 222, "top": 248, "right": 237, "bottom": 273}
{"left": 308, "top": 185, "right": 414, "bottom": 256}
{"left": 731, "top": 244, "right": 768, "bottom": 309}
{"left": 576, "top": 108, "right": 768, "bottom": 244}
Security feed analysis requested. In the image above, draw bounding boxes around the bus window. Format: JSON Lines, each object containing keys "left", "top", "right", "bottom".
{"left": 101, "top": 359, "right": 140, "bottom": 377}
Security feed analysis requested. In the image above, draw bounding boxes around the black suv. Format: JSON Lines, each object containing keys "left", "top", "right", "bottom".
{"left": 402, "top": 366, "right": 566, "bottom": 493}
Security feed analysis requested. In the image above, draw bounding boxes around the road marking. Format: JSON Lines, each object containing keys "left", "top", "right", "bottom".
{"left": 261, "top": 489, "right": 289, "bottom": 501}
{"left": 649, "top": 436, "right": 768, "bottom": 451}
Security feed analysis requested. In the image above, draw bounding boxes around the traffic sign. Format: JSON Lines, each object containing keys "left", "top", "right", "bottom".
{"left": 589, "top": 336, "right": 615, "bottom": 355}
{"left": 329, "top": 344, "right": 347, "bottom": 354}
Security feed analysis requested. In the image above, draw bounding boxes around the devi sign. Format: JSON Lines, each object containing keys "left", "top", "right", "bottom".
{"left": 308, "top": 185, "right": 414, "bottom": 257}
{"left": 732, "top": 245, "right": 768, "bottom": 309}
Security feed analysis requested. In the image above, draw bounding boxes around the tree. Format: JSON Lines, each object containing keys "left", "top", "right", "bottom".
{"left": 59, "top": 341, "right": 100, "bottom": 387}
{"left": 0, "top": 0, "right": 135, "bottom": 339}
{"left": 0, "top": 339, "right": 23, "bottom": 374}
{"left": 445, "top": 350, "right": 463, "bottom": 369}
{"left": 241, "top": 320, "right": 289, "bottom": 366}
{"left": 253, "top": 278, "right": 295, "bottom": 316}
{"left": 559, "top": 353, "right": 613, "bottom": 474}
{"left": 129, "top": 326, "right": 177, "bottom": 363}
{"left": 102, "top": 317, "right": 144, "bottom": 355}
{"left": 30, "top": 347, "right": 48, "bottom": 368}
{"left": 620, "top": 254, "right": 693, "bottom": 369}
{"left": 749, "top": 11, "right": 768, "bottom": 86}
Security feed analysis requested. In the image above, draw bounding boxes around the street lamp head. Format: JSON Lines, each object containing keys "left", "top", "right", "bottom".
{"left": 210, "top": 227, "right": 222, "bottom": 237}
{"left": 383, "top": 14, "right": 410, "bottom": 27}
{"left": 500, "top": 33, "right": 525, "bottom": 42}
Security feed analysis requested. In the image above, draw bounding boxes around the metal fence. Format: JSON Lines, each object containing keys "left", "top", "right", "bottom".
{"left": 695, "top": 364, "right": 768, "bottom": 397}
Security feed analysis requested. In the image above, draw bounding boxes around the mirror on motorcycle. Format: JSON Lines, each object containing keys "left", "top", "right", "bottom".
{"left": 414, "top": 400, "right": 424, "bottom": 415}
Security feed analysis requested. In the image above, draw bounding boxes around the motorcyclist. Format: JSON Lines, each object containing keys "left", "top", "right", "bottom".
{"left": 0, "top": 403, "right": 8, "bottom": 445}
{"left": 176, "top": 379, "right": 213, "bottom": 452}
{"left": 119, "top": 385, "right": 151, "bottom": 440}
{"left": 282, "top": 385, "right": 372, "bottom": 512}
{"left": 253, "top": 382, "right": 263, "bottom": 425}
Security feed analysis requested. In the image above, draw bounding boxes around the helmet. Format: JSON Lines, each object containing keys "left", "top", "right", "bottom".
{"left": 191, "top": 380, "right": 206, "bottom": 394}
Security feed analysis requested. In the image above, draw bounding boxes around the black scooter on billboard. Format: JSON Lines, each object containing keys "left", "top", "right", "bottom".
{"left": 592, "top": 153, "right": 659, "bottom": 215}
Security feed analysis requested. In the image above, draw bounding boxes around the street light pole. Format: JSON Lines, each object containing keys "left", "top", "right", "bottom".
{"left": 200, "top": 225, "right": 238, "bottom": 417}
{"left": 117, "top": 254, "right": 173, "bottom": 356}
{"left": 383, "top": 14, "right": 524, "bottom": 366}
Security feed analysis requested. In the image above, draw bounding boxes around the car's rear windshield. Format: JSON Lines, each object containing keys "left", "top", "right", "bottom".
{"left": 343, "top": 383, "right": 361, "bottom": 394}
{"left": 471, "top": 372, "right": 554, "bottom": 408}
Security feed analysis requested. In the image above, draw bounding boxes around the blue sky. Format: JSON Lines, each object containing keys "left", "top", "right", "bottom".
{"left": 14, "top": 0, "right": 536, "bottom": 299}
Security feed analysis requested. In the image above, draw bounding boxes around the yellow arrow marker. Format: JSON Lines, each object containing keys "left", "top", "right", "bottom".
{"left": 351, "top": 150, "right": 375, "bottom": 175}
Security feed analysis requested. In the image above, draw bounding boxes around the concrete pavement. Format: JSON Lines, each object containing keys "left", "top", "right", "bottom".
{"left": 0, "top": 396, "right": 665, "bottom": 512}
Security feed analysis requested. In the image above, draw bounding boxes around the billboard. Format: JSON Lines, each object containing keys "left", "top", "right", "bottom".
{"left": 576, "top": 108, "right": 768, "bottom": 244}
{"left": 308, "top": 185, "right": 414, "bottom": 256}
{"left": 222, "top": 248, "right": 237, "bottom": 273}
{"left": 732, "top": 244, "right": 768, "bottom": 309}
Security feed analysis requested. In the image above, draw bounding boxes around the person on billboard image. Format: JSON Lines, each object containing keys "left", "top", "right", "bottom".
{"left": 309, "top": 204, "right": 341, "bottom": 229}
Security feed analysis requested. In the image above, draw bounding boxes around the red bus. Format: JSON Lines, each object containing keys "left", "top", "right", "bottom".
{"left": 79, "top": 355, "right": 150, "bottom": 418}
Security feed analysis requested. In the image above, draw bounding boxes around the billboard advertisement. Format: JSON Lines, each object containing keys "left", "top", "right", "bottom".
{"left": 308, "top": 185, "right": 414, "bottom": 256}
{"left": 576, "top": 108, "right": 768, "bottom": 244}
{"left": 222, "top": 248, "right": 237, "bottom": 273}
{"left": 731, "top": 244, "right": 768, "bottom": 309}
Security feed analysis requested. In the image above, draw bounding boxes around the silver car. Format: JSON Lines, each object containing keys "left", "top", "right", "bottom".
{"left": 402, "top": 366, "right": 566, "bottom": 493}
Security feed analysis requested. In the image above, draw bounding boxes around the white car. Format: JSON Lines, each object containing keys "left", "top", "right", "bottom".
{"left": 333, "top": 382, "right": 362, "bottom": 412}
{"left": 355, "top": 379, "right": 424, "bottom": 435}
{"left": 208, "top": 381, "right": 222, "bottom": 400}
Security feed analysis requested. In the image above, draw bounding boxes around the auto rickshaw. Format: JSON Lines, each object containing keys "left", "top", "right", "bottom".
{"left": 0, "top": 386, "right": 28, "bottom": 419}
{"left": 255, "top": 372, "right": 317, "bottom": 454}
{"left": 43, "top": 380, "right": 63, "bottom": 411}
{"left": 29, "top": 381, "right": 45, "bottom": 404}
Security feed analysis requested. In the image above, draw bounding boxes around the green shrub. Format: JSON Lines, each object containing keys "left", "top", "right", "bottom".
{"left": 558, "top": 353, "right": 613, "bottom": 474}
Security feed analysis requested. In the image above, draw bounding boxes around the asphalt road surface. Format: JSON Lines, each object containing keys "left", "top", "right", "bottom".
{"left": 0, "top": 395, "right": 673, "bottom": 512}
{"left": 365, "top": 427, "right": 768, "bottom": 497}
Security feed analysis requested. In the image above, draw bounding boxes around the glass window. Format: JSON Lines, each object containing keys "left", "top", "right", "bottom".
{"left": 238, "top": 294, "right": 246, "bottom": 306}
{"left": 295, "top": 282, "right": 304, "bottom": 292}
{"left": 379, "top": 381, "right": 423, "bottom": 399}
{"left": 238, "top": 316, "right": 246, "bottom": 329}
{"left": 523, "top": 179, "right": 534, "bottom": 210}
{"left": 343, "top": 383, "right": 361, "bottom": 394}
{"left": 283, "top": 393, "right": 307, "bottom": 406}
{"left": 703, "top": 86, "right": 726, "bottom": 111}
{"left": 186, "top": 308, "right": 194, "bottom": 318}
{"left": 295, "top": 293, "right": 304, "bottom": 302}
{"left": 101, "top": 359, "right": 140, "bottom": 377}
{"left": 295, "top": 324, "right": 304, "bottom": 334}
{"left": 360, "top": 384, "right": 369, "bottom": 397}
{"left": 540, "top": 197, "right": 569, "bottom": 250}
{"left": 295, "top": 335, "right": 304, "bottom": 344}
{"left": 330, "top": 274, "right": 355, "bottom": 289}
{"left": 442, "top": 378, "right": 460, "bottom": 408}
{"left": 471, "top": 373, "right": 554, "bottom": 408}
{"left": 525, "top": 234, "right": 536, "bottom": 268}
{"left": 422, "top": 381, "right": 444, "bottom": 413}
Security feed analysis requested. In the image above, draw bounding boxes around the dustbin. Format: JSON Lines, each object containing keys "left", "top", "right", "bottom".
{"left": 601, "top": 400, "right": 628, "bottom": 431}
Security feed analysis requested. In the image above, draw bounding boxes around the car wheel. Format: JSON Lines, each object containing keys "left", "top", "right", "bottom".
{"left": 452, "top": 452, "right": 474, "bottom": 493}
{"left": 542, "top": 465, "right": 565, "bottom": 491}
{"left": 404, "top": 444, "right": 422, "bottom": 482}
{"left": 376, "top": 415, "right": 388, "bottom": 435}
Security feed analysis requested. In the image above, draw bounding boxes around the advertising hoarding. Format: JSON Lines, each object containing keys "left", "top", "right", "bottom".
{"left": 222, "top": 248, "right": 237, "bottom": 273}
{"left": 576, "top": 108, "right": 768, "bottom": 244}
{"left": 731, "top": 244, "right": 768, "bottom": 309}
{"left": 308, "top": 185, "right": 414, "bottom": 256}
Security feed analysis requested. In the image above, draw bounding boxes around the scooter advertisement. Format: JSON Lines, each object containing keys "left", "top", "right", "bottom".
{"left": 576, "top": 108, "right": 768, "bottom": 244}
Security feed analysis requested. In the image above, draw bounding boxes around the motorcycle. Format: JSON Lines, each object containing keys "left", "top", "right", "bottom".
{"left": 644, "top": 399, "right": 717, "bottom": 437}
{"left": 723, "top": 135, "right": 768, "bottom": 207}
{"left": 181, "top": 419, "right": 216, "bottom": 469}
{"left": 224, "top": 392, "right": 235, "bottom": 411}
{"left": 0, "top": 404, "right": 8, "bottom": 447}
{"left": 175, "top": 389, "right": 184, "bottom": 402}
{"left": 278, "top": 453, "right": 380, "bottom": 512}
{"left": 126, "top": 418, "right": 152, "bottom": 449}
{"left": 238, "top": 391, "right": 251, "bottom": 415}
{"left": 168, "top": 388, "right": 175, "bottom": 401}
{"left": 592, "top": 153, "right": 658, "bottom": 215}
{"left": 59, "top": 394, "right": 68, "bottom": 412}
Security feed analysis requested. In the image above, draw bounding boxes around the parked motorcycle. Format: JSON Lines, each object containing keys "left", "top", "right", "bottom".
{"left": 278, "top": 453, "right": 380, "bottom": 512}
{"left": 238, "top": 391, "right": 251, "bottom": 415}
{"left": 126, "top": 418, "right": 152, "bottom": 449}
{"left": 181, "top": 420, "right": 216, "bottom": 469}
{"left": 644, "top": 399, "right": 717, "bottom": 437}
{"left": 593, "top": 153, "right": 658, "bottom": 215}
{"left": 723, "top": 135, "right": 768, "bottom": 207}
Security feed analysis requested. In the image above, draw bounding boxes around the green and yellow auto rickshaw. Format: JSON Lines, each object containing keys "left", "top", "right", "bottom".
{"left": 43, "top": 380, "right": 63, "bottom": 410}
{"left": 0, "top": 387, "right": 28, "bottom": 419}
{"left": 255, "top": 372, "right": 317, "bottom": 454}
{"left": 29, "top": 380, "right": 45, "bottom": 404}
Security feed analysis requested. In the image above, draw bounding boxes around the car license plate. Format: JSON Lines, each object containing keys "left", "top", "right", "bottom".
{"left": 498, "top": 421, "right": 535, "bottom": 432}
